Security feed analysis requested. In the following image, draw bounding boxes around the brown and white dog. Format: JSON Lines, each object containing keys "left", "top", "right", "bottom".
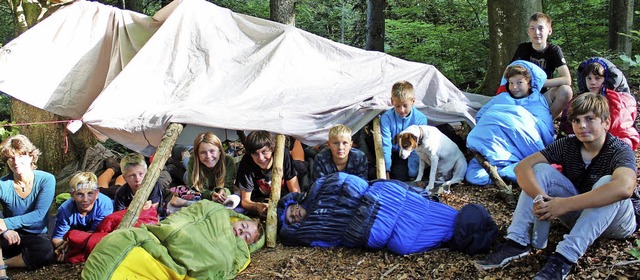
{"left": 396, "top": 125, "right": 467, "bottom": 193}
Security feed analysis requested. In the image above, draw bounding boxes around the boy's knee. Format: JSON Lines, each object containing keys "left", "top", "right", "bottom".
{"left": 591, "top": 175, "right": 613, "bottom": 190}
{"left": 554, "top": 85, "right": 573, "bottom": 102}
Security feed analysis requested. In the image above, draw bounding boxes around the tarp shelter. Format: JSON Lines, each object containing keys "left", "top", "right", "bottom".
{"left": 0, "top": 0, "right": 486, "bottom": 155}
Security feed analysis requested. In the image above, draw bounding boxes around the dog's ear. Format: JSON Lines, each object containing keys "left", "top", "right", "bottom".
{"left": 394, "top": 134, "right": 400, "bottom": 145}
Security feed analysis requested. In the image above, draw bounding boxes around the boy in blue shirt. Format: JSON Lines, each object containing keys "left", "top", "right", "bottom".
{"left": 52, "top": 172, "right": 113, "bottom": 262}
{"left": 380, "top": 81, "right": 428, "bottom": 181}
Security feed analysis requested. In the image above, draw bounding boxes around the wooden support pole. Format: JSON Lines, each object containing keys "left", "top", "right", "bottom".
{"left": 118, "top": 123, "right": 183, "bottom": 229}
{"left": 471, "top": 150, "right": 514, "bottom": 204}
{"left": 266, "top": 134, "right": 286, "bottom": 247}
{"left": 372, "top": 117, "right": 386, "bottom": 179}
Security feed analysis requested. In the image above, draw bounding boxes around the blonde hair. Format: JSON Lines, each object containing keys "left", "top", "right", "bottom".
{"left": 530, "top": 12, "right": 552, "bottom": 27}
{"left": 328, "top": 124, "right": 352, "bottom": 140}
{"left": 391, "top": 81, "right": 415, "bottom": 101}
{"left": 120, "top": 153, "right": 147, "bottom": 174}
{"left": 69, "top": 171, "right": 98, "bottom": 193}
{"left": 190, "top": 132, "right": 226, "bottom": 192}
{"left": 0, "top": 134, "right": 41, "bottom": 171}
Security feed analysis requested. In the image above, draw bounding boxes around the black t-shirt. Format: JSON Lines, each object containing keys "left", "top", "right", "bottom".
{"left": 512, "top": 42, "right": 567, "bottom": 81}
{"left": 236, "top": 149, "right": 297, "bottom": 202}
{"left": 114, "top": 181, "right": 163, "bottom": 214}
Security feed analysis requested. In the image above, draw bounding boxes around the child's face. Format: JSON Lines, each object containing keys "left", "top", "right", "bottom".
{"left": 391, "top": 97, "right": 415, "bottom": 118}
{"left": 285, "top": 203, "right": 307, "bottom": 225}
{"left": 250, "top": 146, "right": 272, "bottom": 170}
{"left": 197, "top": 142, "right": 221, "bottom": 168}
{"left": 571, "top": 111, "right": 610, "bottom": 144}
{"left": 507, "top": 74, "right": 531, "bottom": 98}
{"left": 328, "top": 134, "right": 352, "bottom": 161}
{"left": 231, "top": 220, "right": 259, "bottom": 244}
{"left": 527, "top": 19, "right": 552, "bottom": 46}
{"left": 586, "top": 73, "right": 605, "bottom": 93}
{"left": 72, "top": 189, "right": 99, "bottom": 214}
{"left": 123, "top": 165, "right": 147, "bottom": 192}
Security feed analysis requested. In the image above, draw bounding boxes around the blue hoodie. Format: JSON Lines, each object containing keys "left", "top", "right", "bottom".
{"left": 380, "top": 107, "right": 427, "bottom": 176}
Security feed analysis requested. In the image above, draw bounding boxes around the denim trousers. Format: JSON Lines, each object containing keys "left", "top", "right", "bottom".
{"left": 506, "top": 163, "right": 637, "bottom": 263}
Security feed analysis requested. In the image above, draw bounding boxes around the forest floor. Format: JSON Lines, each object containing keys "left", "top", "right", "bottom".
{"left": 7, "top": 178, "right": 640, "bottom": 279}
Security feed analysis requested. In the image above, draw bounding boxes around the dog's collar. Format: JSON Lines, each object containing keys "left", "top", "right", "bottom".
{"left": 417, "top": 126, "right": 424, "bottom": 145}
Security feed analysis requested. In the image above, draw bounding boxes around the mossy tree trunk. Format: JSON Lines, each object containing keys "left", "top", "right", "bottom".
{"left": 609, "top": 0, "right": 634, "bottom": 55}
{"left": 7, "top": 0, "right": 95, "bottom": 173}
{"left": 477, "top": 0, "right": 541, "bottom": 96}
{"left": 365, "top": 0, "right": 384, "bottom": 51}
{"left": 270, "top": 0, "right": 295, "bottom": 26}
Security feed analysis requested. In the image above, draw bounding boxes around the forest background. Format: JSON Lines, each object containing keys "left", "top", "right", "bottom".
{"left": 0, "top": 0, "right": 639, "bottom": 174}
{"left": 0, "top": 0, "right": 639, "bottom": 276}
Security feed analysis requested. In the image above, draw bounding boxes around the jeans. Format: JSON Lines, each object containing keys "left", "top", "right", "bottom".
{"left": 506, "top": 163, "right": 637, "bottom": 263}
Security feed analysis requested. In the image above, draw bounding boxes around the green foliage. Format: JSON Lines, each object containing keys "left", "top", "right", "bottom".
{"left": 618, "top": 27, "right": 640, "bottom": 86}
{"left": 210, "top": 0, "right": 269, "bottom": 19}
{"left": 0, "top": 2, "right": 16, "bottom": 45}
{"left": 385, "top": 0, "right": 488, "bottom": 90}
{"left": 630, "top": 240, "right": 640, "bottom": 260}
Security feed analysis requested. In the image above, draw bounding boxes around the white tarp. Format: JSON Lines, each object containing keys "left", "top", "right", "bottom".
{"left": 0, "top": 0, "right": 486, "bottom": 155}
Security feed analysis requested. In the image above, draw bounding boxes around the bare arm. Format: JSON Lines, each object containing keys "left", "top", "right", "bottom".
{"left": 514, "top": 152, "right": 549, "bottom": 199}
{"left": 547, "top": 167, "right": 636, "bottom": 216}
{"left": 543, "top": 65, "right": 572, "bottom": 88}
{"left": 240, "top": 189, "right": 268, "bottom": 214}
{"left": 285, "top": 176, "right": 301, "bottom": 193}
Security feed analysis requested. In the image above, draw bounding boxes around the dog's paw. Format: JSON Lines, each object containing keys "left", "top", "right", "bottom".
{"left": 437, "top": 183, "right": 452, "bottom": 195}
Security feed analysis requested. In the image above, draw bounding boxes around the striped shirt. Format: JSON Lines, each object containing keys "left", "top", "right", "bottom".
{"left": 540, "top": 133, "right": 637, "bottom": 194}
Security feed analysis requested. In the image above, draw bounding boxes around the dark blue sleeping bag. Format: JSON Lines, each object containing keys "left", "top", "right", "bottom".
{"left": 278, "top": 172, "right": 457, "bottom": 255}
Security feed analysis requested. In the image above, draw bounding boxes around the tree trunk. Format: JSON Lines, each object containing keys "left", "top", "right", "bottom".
{"left": 609, "top": 0, "right": 634, "bottom": 55}
{"left": 365, "top": 0, "right": 384, "bottom": 51}
{"left": 478, "top": 0, "right": 541, "bottom": 95}
{"left": 124, "top": 0, "right": 145, "bottom": 13}
{"left": 7, "top": 0, "right": 95, "bottom": 174}
{"left": 270, "top": 0, "right": 295, "bottom": 26}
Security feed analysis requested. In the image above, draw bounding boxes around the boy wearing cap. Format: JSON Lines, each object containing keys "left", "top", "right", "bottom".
{"left": 52, "top": 172, "right": 113, "bottom": 262}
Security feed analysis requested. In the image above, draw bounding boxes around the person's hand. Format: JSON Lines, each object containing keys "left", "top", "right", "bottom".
{"left": 0, "top": 219, "right": 6, "bottom": 232}
{"left": 256, "top": 202, "right": 269, "bottom": 217}
{"left": 212, "top": 189, "right": 227, "bottom": 203}
{"left": 533, "top": 196, "right": 568, "bottom": 221}
{"left": 142, "top": 200, "right": 152, "bottom": 210}
{"left": 2, "top": 230, "right": 20, "bottom": 245}
{"left": 54, "top": 240, "right": 69, "bottom": 262}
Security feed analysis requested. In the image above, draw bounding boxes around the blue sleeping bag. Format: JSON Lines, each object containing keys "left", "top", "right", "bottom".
{"left": 278, "top": 172, "right": 457, "bottom": 255}
{"left": 466, "top": 60, "right": 554, "bottom": 185}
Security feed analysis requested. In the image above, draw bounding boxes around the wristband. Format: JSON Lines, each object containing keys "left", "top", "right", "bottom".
{"left": 0, "top": 231, "right": 7, "bottom": 236}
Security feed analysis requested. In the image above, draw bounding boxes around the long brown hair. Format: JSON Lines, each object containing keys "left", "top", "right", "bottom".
{"left": 190, "top": 132, "right": 226, "bottom": 192}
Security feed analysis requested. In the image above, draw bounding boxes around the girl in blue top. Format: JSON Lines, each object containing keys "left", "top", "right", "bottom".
{"left": 0, "top": 135, "right": 55, "bottom": 276}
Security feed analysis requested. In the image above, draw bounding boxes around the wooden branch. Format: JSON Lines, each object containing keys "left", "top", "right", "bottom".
{"left": 372, "top": 117, "right": 386, "bottom": 179}
{"left": 118, "top": 123, "right": 183, "bottom": 229}
{"left": 471, "top": 150, "right": 512, "bottom": 194}
{"left": 266, "top": 134, "right": 286, "bottom": 247}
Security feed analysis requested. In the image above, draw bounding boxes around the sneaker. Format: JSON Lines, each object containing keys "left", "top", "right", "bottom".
{"left": 104, "top": 157, "right": 121, "bottom": 175}
{"left": 532, "top": 254, "right": 573, "bottom": 280}
{"left": 475, "top": 240, "right": 530, "bottom": 270}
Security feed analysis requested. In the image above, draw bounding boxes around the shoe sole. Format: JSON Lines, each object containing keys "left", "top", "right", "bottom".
{"left": 474, "top": 251, "right": 530, "bottom": 270}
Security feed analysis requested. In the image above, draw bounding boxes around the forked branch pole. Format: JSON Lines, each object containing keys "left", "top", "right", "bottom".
{"left": 266, "top": 134, "right": 286, "bottom": 247}
{"left": 118, "top": 123, "right": 183, "bottom": 229}
{"left": 471, "top": 150, "right": 512, "bottom": 194}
